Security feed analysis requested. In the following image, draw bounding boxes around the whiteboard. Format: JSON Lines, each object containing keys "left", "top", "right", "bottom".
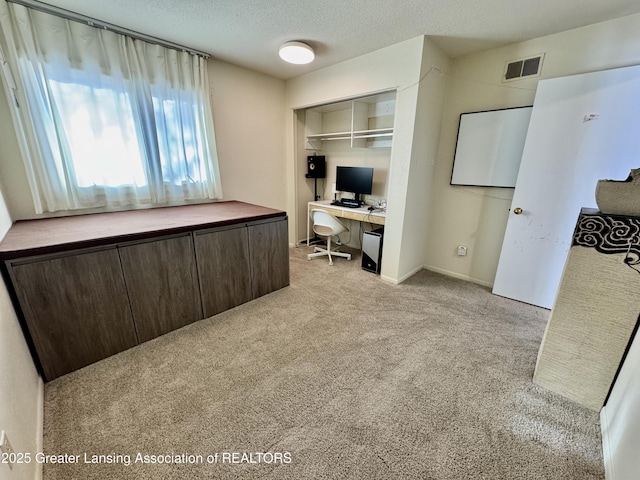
{"left": 451, "top": 106, "right": 532, "bottom": 187}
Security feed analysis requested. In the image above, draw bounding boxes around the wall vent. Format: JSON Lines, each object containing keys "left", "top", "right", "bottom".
{"left": 503, "top": 54, "right": 544, "bottom": 82}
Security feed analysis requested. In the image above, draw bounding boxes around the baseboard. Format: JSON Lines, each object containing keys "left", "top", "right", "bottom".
{"left": 423, "top": 265, "right": 494, "bottom": 288}
{"left": 381, "top": 264, "right": 424, "bottom": 285}
{"left": 600, "top": 407, "right": 614, "bottom": 480}
{"left": 382, "top": 264, "right": 494, "bottom": 287}
{"left": 379, "top": 273, "right": 397, "bottom": 284}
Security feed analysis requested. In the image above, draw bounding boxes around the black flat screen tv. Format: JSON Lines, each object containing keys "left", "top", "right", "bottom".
{"left": 336, "top": 166, "right": 373, "bottom": 204}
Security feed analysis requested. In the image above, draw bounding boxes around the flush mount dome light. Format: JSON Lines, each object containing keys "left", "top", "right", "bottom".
{"left": 279, "top": 41, "right": 314, "bottom": 64}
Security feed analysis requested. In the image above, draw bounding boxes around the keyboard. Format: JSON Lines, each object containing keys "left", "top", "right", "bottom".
{"left": 331, "top": 200, "right": 361, "bottom": 208}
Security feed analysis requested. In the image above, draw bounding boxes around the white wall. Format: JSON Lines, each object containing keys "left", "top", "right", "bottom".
{"left": 285, "top": 36, "right": 449, "bottom": 283}
{"left": 601, "top": 327, "right": 640, "bottom": 480}
{"left": 0, "top": 188, "right": 43, "bottom": 480}
{"left": 0, "top": 77, "right": 43, "bottom": 480}
{"left": 397, "top": 38, "right": 450, "bottom": 281}
{"left": 427, "top": 12, "right": 640, "bottom": 287}
{"left": 208, "top": 60, "right": 287, "bottom": 211}
{"left": 0, "top": 47, "right": 33, "bottom": 220}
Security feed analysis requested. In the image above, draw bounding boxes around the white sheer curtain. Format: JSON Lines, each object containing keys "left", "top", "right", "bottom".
{"left": 0, "top": 1, "right": 222, "bottom": 213}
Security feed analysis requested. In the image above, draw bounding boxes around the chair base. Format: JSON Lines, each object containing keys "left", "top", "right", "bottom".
{"left": 307, "top": 244, "right": 351, "bottom": 265}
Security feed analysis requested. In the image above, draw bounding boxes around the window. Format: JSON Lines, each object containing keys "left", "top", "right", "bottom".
{"left": 0, "top": 1, "right": 222, "bottom": 213}
{"left": 48, "top": 77, "right": 148, "bottom": 189}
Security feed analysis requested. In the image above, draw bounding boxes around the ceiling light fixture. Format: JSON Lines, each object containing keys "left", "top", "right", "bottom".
{"left": 279, "top": 41, "right": 315, "bottom": 64}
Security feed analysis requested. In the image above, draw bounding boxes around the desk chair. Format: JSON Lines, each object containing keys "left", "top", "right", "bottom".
{"left": 308, "top": 209, "right": 352, "bottom": 265}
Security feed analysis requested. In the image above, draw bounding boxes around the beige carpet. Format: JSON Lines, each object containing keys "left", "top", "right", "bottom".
{"left": 42, "top": 246, "right": 604, "bottom": 479}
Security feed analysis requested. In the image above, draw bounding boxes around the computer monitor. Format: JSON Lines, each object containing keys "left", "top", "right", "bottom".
{"left": 336, "top": 166, "right": 373, "bottom": 205}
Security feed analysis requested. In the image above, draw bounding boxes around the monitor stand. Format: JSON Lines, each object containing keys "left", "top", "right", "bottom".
{"left": 340, "top": 197, "right": 361, "bottom": 208}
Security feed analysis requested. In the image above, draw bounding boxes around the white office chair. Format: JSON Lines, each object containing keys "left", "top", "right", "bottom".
{"left": 308, "top": 209, "right": 352, "bottom": 265}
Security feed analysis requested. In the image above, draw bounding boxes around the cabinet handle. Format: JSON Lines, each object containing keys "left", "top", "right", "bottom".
{"left": 513, "top": 207, "right": 523, "bottom": 215}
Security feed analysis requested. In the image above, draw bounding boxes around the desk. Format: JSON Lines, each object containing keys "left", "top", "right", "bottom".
{"left": 306, "top": 200, "right": 385, "bottom": 246}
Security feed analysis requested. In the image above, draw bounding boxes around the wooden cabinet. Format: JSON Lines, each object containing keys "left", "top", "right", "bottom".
{"left": 195, "top": 218, "right": 291, "bottom": 315}
{"left": 10, "top": 248, "right": 137, "bottom": 380}
{"left": 249, "top": 218, "right": 290, "bottom": 298}
{"left": 195, "top": 226, "right": 252, "bottom": 317}
{"left": 119, "top": 234, "right": 202, "bottom": 342}
{"left": 0, "top": 202, "right": 289, "bottom": 381}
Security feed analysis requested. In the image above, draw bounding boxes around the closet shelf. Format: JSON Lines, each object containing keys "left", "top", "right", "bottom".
{"left": 353, "top": 128, "right": 394, "bottom": 139}
{"left": 307, "top": 128, "right": 394, "bottom": 142}
{"left": 306, "top": 131, "right": 351, "bottom": 141}
{"left": 304, "top": 92, "right": 396, "bottom": 150}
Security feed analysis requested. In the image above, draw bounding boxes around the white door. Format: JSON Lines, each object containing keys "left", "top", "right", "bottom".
{"left": 492, "top": 65, "right": 640, "bottom": 308}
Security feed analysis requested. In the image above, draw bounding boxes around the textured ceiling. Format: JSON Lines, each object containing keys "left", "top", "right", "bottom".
{"left": 38, "top": 0, "right": 640, "bottom": 79}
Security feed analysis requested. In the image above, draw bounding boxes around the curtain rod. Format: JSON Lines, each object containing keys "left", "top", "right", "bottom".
{"left": 7, "top": 0, "right": 211, "bottom": 58}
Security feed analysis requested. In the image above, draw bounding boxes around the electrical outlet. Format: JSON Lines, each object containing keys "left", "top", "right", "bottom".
{"left": 1, "top": 430, "right": 15, "bottom": 469}
{"left": 457, "top": 245, "right": 468, "bottom": 256}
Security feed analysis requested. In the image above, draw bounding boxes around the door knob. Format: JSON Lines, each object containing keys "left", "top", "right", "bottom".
{"left": 513, "top": 207, "right": 523, "bottom": 215}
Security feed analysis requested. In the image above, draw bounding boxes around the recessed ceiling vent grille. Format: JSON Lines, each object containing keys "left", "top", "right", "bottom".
{"left": 503, "top": 54, "right": 544, "bottom": 82}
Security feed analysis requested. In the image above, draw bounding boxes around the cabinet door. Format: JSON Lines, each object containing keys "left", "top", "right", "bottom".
{"left": 249, "top": 218, "right": 290, "bottom": 298}
{"left": 10, "top": 249, "right": 137, "bottom": 381}
{"left": 119, "top": 235, "right": 202, "bottom": 343}
{"left": 194, "top": 226, "right": 252, "bottom": 317}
